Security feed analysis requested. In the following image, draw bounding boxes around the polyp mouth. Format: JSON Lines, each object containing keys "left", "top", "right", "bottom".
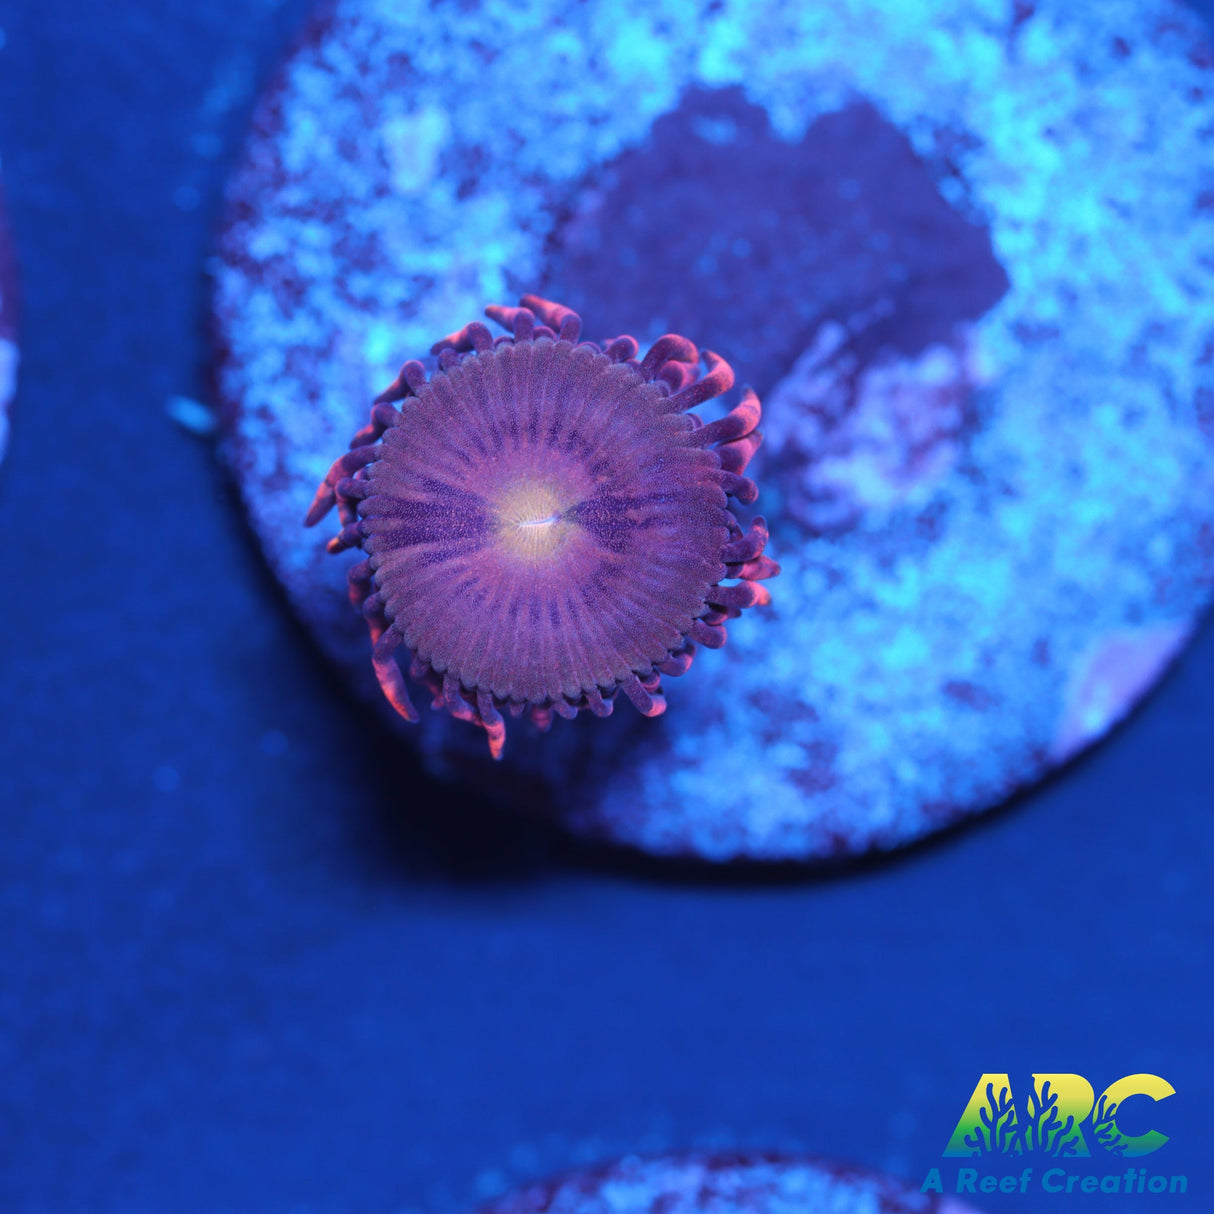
{"left": 492, "top": 479, "right": 572, "bottom": 563}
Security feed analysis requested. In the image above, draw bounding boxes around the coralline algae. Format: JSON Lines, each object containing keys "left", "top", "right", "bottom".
{"left": 476, "top": 1153, "right": 982, "bottom": 1214}
{"left": 212, "top": 0, "right": 1214, "bottom": 861}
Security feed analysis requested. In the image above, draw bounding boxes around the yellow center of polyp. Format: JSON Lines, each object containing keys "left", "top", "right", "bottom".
{"left": 492, "top": 480, "right": 573, "bottom": 563}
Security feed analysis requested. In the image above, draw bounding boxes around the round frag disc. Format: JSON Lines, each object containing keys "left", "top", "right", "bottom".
{"left": 475, "top": 1152, "right": 980, "bottom": 1214}
{"left": 0, "top": 173, "right": 18, "bottom": 466}
{"left": 212, "top": 0, "right": 1214, "bottom": 861}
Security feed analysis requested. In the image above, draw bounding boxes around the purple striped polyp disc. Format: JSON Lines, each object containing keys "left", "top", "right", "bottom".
{"left": 364, "top": 342, "right": 728, "bottom": 705}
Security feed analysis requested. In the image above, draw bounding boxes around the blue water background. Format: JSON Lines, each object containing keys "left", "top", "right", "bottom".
{"left": 0, "top": 2, "right": 1210, "bottom": 1211}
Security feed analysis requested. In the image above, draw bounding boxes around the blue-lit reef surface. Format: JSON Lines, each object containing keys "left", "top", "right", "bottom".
{"left": 0, "top": 172, "right": 18, "bottom": 465}
{"left": 475, "top": 1152, "right": 981, "bottom": 1214}
{"left": 212, "top": 0, "right": 1214, "bottom": 860}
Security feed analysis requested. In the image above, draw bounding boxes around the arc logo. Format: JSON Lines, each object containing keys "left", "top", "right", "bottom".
{"left": 944, "top": 1073, "right": 1173, "bottom": 1158}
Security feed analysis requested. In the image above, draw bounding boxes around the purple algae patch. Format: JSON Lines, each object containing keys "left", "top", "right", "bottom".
{"left": 212, "top": 0, "right": 1214, "bottom": 861}
{"left": 542, "top": 88, "right": 1009, "bottom": 396}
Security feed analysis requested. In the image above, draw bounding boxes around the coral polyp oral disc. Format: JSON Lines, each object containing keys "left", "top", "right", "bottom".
{"left": 306, "top": 297, "right": 777, "bottom": 757}
{"left": 363, "top": 340, "right": 729, "bottom": 702}
{"left": 492, "top": 481, "right": 569, "bottom": 563}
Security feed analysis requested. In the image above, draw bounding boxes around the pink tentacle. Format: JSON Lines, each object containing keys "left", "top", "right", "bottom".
{"left": 349, "top": 402, "right": 401, "bottom": 448}
{"left": 519, "top": 295, "right": 583, "bottom": 342}
{"left": 431, "top": 321, "right": 494, "bottom": 356}
{"left": 347, "top": 560, "right": 373, "bottom": 611}
{"left": 304, "top": 445, "right": 379, "bottom": 525}
{"left": 685, "top": 387, "right": 761, "bottom": 447}
{"left": 360, "top": 592, "right": 387, "bottom": 643}
{"left": 722, "top": 517, "right": 770, "bottom": 564}
{"left": 335, "top": 475, "right": 372, "bottom": 503}
{"left": 484, "top": 304, "right": 538, "bottom": 341}
{"left": 717, "top": 470, "right": 758, "bottom": 504}
{"left": 440, "top": 673, "right": 478, "bottom": 724}
{"left": 475, "top": 689, "right": 507, "bottom": 759}
{"left": 717, "top": 432, "right": 763, "bottom": 474}
{"left": 640, "top": 334, "right": 698, "bottom": 380}
{"left": 372, "top": 631, "right": 420, "bottom": 722}
{"left": 689, "top": 619, "right": 728, "bottom": 648}
{"left": 667, "top": 350, "right": 735, "bottom": 412}
{"left": 739, "top": 554, "right": 781, "bottom": 581}
{"left": 326, "top": 520, "right": 366, "bottom": 554}
{"left": 655, "top": 647, "right": 695, "bottom": 677}
{"left": 656, "top": 360, "right": 697, "bottom": 393}
{"left": 707, "top": 580, "right": 767, "bottom": 611}
{"left": 373, "top": 359, "right": 427, "bottom": 404}
{"left": 621, "top": 672, "right": 666, "bottom": 717}
{"left": 333, "top": 473, "right": 372, "bottom": 526}
{"left": 602, "top": 336, "right": 639, "bottom": 363}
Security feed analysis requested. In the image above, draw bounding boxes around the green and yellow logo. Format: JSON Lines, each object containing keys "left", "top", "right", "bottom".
{"left": 945, "top": 1072, "right": 1173, "bottom": 1158}
{"left": 921, "top": 1073, "right": 1188, "bottom": 1199}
